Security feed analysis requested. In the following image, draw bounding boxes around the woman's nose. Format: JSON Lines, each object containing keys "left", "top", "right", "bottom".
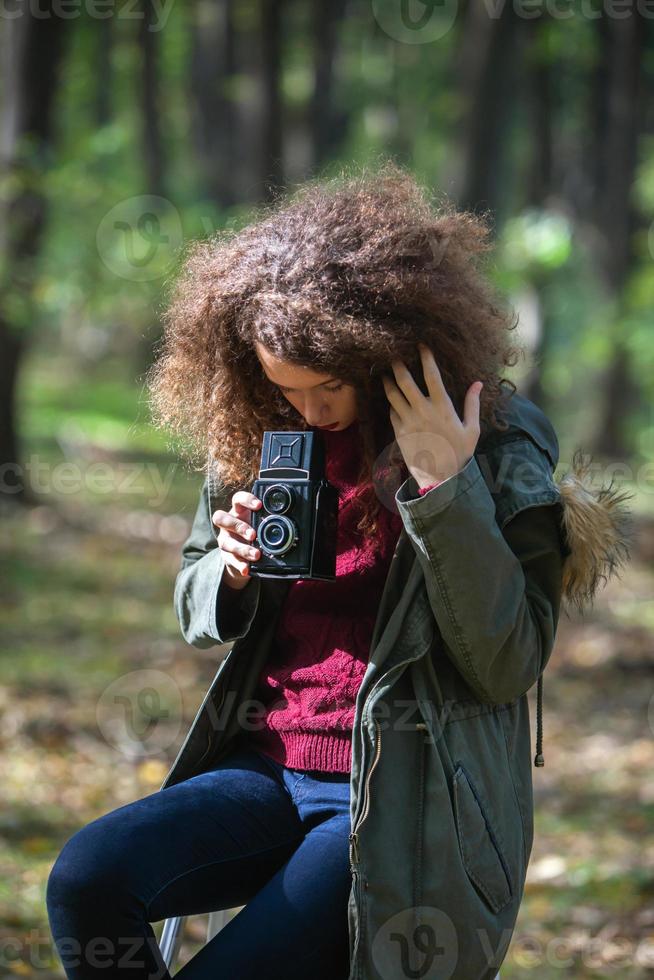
{"left": 302, "top": 398, "right": 329, "bottom": 426}
{"left": 305, "top": 412, "right": 329, "bottom": 426}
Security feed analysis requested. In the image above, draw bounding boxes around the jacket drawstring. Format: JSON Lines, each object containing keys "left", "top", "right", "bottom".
{"left": 534, "top": 674, "right": 544, "bottom": 766}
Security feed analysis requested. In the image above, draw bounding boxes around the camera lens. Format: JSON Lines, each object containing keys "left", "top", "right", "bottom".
{"left": 263, "top": 523, "right": 284, "bottom": 546}
{"left": 258, "top": 515, "right": 297, "bottom": 556}
{"left": 262, "top": 483, "right": 292, "bottom": 515}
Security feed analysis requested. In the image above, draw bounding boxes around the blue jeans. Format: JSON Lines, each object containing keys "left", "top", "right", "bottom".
{"left": 46, "top": 741, "right": 352, "bottom": 979}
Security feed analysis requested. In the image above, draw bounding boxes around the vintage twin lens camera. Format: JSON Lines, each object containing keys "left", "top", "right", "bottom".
{"left": 249, "top": 430, "right": 338, "bottom": 580}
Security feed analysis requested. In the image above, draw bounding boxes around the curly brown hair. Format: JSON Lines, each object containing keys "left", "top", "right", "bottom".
{"left": 146, "top": 158, "right": 521, "bottom": 538}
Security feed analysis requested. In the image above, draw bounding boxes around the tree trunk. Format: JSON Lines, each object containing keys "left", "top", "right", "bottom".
{"left": 309, "top": 0, "right": 349, "bottom": 170}
{"left": 139, "top": 0, "right": 165, "bottom": 196}
{"left": 259, "top": 0, "right": 284, "bottom": 199}
{"left": 524, "top": 27, "right": 553, "bottom": 209}
{"left": 189, "top": 0, "right": 239, "bottom": 208}
{"left": 0, "top": 6, "right": 68, "bottom": 504}
{"left": 590, "top": 11, "right": 646, "bottom": 459}
{"left": 453, "top": 2, "right": 521, "bottom": 224}
{"left": 95, "top": 15, "right": 113, "bottom": 128}
{"left": 521, "top": 24, "right": 554, "bottom": 413}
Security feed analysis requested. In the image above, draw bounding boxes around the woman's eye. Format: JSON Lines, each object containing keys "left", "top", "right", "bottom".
{"left": 279, "top": 383, "right": 344, "bottom": 394}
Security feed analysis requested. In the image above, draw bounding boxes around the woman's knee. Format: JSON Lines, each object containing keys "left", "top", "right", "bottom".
{"left": 46, "top": 818, "right": 126, "bottom": 913}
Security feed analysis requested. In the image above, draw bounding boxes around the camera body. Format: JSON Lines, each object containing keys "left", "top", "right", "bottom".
{"left": 249, "top": 430, "right": 339, "bottom": 580}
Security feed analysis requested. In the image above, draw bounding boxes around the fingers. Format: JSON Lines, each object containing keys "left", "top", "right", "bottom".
{"left": 382, "top": 374, "right": 409, "bottom": 417}
{"left": 213, "top": 508, "right": 256, "bottom": 541}
{"left": 211, "top": 492, "right": 263, "bottom": 577}
{"left": 211, "top": 493, "right": 261, "bottom": 531}
{"left": 463, "top": 381, "right": 483, "bottom": 433}
{"left": 222, "top": 532, "right": 261, "bottom": 571}
{"left": 384, "top": 346, "right": 444, "bottom": 412}
{"left": 384, "top": 346, "right": 477, "bottom": 424}
{"left": 232, "top": 490, "right": 263, "bottom": 511}
{"left": 418, "top": 343, "right": 448, "bottom": 402}
{"left": 388, "top": 358, "right": 421, "bottom": 406}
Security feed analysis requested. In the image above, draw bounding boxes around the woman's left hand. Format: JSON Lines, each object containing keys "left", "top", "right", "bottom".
{"left": 382, "top": 343, "right": 483, "bottom": 490}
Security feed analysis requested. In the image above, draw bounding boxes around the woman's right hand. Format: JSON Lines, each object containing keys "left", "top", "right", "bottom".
{"left": 212, "top": 491, "right": 263, "bottom": 590}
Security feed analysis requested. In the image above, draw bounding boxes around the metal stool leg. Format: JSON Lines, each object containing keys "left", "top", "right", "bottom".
{"left": 159, "top": 915, "right": 185, "bottom": 972}
{"left": 158, "top": 910, "right": 235, "bottom": 974}
{"left": 206, "top": 908, "right": 232, "bottom": 941}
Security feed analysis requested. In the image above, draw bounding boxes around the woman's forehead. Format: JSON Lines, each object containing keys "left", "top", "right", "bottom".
{"left": 253, "top": 340, "right": 337, "bottom": 389}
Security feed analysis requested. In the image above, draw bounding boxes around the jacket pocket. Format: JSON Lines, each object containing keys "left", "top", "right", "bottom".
{"left": 451, "top": 762, "right": 513, "bottom": 914}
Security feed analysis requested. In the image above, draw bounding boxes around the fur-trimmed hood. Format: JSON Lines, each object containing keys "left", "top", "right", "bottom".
{"left": 490, "top": 383, "right": 635, "bottom": 616}
{"left": 527, "top": 449, "right": 635, "bottom": 767}
{"left": 555, "top": 447, "right": 635, "bottom": 617}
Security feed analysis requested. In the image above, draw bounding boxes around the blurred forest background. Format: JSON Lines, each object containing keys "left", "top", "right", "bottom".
{"left": 1, "top": 0, "right": 653, "bottom": 976}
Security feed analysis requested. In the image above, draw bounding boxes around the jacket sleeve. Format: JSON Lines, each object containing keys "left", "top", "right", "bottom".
{"left": 395, "top": 447, "right": 566, "bottom": 704}
{"left": 174, "top": 479, "right": 261, "bottom": 648}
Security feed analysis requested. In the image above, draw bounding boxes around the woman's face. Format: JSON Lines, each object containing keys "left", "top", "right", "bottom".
{"left": 253, "top": 340, "right": 358, "bottom": 430}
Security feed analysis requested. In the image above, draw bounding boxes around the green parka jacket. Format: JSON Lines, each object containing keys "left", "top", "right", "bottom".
{"left": 159, "top": 385, "right": 632, "bottom": 979}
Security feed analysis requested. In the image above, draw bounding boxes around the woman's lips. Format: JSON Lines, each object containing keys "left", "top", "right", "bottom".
{"left": 317, "top": 422, "right": 339, "bottom": 429}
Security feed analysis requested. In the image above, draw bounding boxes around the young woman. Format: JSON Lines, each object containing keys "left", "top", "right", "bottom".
{"left": 46, "top": 162, "right": 631, "bottom": 980}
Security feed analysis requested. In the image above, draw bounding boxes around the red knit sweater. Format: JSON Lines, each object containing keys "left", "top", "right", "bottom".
{"left": 245, "top": 419, "right": 442, "bottom": 773}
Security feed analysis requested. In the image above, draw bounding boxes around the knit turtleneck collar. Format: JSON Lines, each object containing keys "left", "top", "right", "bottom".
{"left": 308, "top": 418, "right": 361, "bottom": 486}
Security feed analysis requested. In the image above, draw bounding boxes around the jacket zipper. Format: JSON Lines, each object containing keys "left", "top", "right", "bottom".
{"left": 348, "top": 647, "right": 431, "bottom": 865}
{"left": 349, "top": 864, "right": 366, "bottom": 978}
{"left": 348, "top": 716, "right": 380, "bottom": 980}
{"left": 349, "top": 716, "right": 381, "bottom": 867}
{"left": 347, "top": 711, "right": 427, "bottom": 977}
{"left": 349, "top": 718, "right": 429, "bottom": 865}
{"left": 414, "top": 721, "right": 427, "bottom": 910}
